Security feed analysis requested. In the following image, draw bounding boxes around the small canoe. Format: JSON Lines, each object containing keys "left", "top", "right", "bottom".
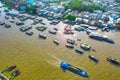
{"left": 65, "top": 44, "right": 74, "bottom": 49}
{"left": 39, "top": 33, "right": 47, "bottom": 39}
{"left": 75, "top": 49, "right": 84, "bottom": 54}
{"left": 49, "top": 30, "right": 57, "bottom": 34}
{"left": 67, "top": 39, "right": 75, "bottom": 45}
{"left": 25, "top": 31, "right": 33, "bottom": 36}
{"left": 53, "top": 40, "right": 59, "bottom": 45}
{"left": 81, "top": 43, "right": 91, "bottom": 50}
{"left": 89, "top": 55, "right": 99, "bottom": 63}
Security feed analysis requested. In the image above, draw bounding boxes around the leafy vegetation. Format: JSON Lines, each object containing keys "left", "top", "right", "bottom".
{"left": 25, "top": 6, "right": 37, "bottom": 15}
{"left": 66, "top": 14, "right": 76, "bottom": 21}
{"left": 3, "top": 4, "right": 12, "bottom": 10}
{"left": 116, "top": 0, "right": 120, "bottom": 3}
{"left": 65, "top": 0, "right": 105, "bottom": 12}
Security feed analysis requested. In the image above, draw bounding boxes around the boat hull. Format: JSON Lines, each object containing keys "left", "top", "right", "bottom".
{"left": 60, "top": 61, "right": 89, "bottom": 78}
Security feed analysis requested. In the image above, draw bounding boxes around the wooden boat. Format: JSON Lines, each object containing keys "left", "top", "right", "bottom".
{"left": 75, "top": 49, "right": 84, "bottom": 54}
{"left": 65, "top": 44, "right": 74, "bottom": 49}
{"left": 10, "top": 70, "right": 20, "bottom": 78}
{"left": 6, "top": 65, "right": 16, "bottom": 72}
{"left": 89, "top": 34, "right": 104, "bottom": 41}
{"left": 39, "top": 33, "right": 47, "bottom": 39}
{"left": 89, "top": 55, "right": 99, "bottom": 63}
{"left": 53, "top": 40, "right": 59, "bottom": 45}
{"left": 67, "top": 39, "right": 75, "bottom": 45}
{"left": 20, "top": 25, "right": 32, "bottom": 32}
{"left": 49, "top": 30, "right": 57, "bottom": 34}
{"left": 81, "top": 43, "right": 91, "bottom": 50}
{"left": 107, "top": 57, "right": 120, "bottom": 65}
{"left": 25, "top": 31, "right": 33, "bottom": 36}
{"left": 103, "top": 38, "right": 115, "bottom": 44}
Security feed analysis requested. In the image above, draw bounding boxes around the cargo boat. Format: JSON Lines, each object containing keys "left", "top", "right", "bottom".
{"left": 60, "top": 61, "right": 89, "bottom": 77}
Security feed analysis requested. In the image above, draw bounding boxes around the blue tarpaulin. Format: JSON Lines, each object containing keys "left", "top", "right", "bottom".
{"left": 28, "top": 0, "right": 34, "bottom": 5}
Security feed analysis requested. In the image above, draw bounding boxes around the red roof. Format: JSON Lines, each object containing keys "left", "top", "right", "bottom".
{"left": 10, "top": 2, "right": 24, "bottom": 8}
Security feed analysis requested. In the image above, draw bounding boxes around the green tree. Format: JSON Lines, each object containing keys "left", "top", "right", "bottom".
{"left": 65, "top": 0, "right": 105, "bottom": 12}
{"left": 25, "top": 6, "right": 37, "bottom": 15}
{"left": 66, "top": 14, "right": 76, "bottom": 21}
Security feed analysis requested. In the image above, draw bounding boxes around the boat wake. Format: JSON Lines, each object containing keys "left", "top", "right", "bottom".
{"left": 45, "top": 53, "right": 61, "bottom": 67}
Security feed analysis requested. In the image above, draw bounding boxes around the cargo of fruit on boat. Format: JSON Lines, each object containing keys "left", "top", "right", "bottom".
{"left": 60, "top": 61, "right": 89, "bottom": 77}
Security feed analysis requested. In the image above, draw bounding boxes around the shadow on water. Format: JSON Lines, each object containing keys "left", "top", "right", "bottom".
{"left": 60, "top": 67, "right": 89, "bottom": 78}
{"left": 75, "top": 51, "right": 84, "bottom": 56}
{"left": 91, "top": 49, "right": 97, "bottom": 52}
{"left": 109, "top": 63, "right": 120, "bottom": 68}
{"left": 89, "top": 59, "right": 99, "bottom": 64}
{"left": 38, "top": 37, "right": 46, "bottom": 40}
{"left": 61, "top": 67, "right": 66, "bottom": 72}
